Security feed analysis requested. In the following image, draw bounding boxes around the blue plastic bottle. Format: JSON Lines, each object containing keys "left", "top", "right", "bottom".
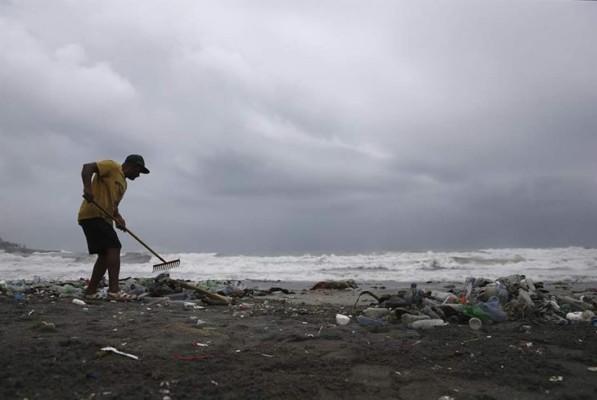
{"left": 477, "top": 297, "right": 507, "bottom": 323}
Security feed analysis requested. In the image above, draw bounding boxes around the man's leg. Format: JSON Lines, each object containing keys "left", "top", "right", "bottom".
{"left": 104, "top": 247, "right": 121, "bottom": 293}
{"left": 85, "top": 251, "right": 109, "bottom": 296}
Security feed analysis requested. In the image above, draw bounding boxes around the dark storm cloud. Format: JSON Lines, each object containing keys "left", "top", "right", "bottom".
{"left": 1, "top": 1, "right": 596, "bottom": 253}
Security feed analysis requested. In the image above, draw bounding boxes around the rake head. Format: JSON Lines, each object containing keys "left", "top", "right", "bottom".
{"left": 153, "top": 259, "right": 181, "bottom": 273}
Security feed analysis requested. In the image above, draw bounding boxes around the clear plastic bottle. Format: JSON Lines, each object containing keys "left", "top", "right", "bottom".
{"left": 477, "top": 297, "right": 507, "bottom": 323}
{"left": 356, "top": 315, "right": 387, "bottom": 328}
{"left": 408, "top": 319, "right": 447, "bottom": 329}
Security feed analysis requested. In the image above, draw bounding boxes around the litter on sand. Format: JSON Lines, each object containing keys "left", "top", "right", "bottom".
{"left": 101, "top": 346, "right": 139, "bottom": 360}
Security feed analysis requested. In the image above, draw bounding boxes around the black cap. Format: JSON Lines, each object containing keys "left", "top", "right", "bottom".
{"left": 124, "top": 154, "right": 150, "bottom": 174}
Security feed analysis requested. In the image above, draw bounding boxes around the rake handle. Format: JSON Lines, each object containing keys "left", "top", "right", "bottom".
{"left": 88, "top": 198, "right": 167, "bottom": 263}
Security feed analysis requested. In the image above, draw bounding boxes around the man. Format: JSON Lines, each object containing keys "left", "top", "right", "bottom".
{"left": 78, "top": 154, "right": 150, "bottom": 300}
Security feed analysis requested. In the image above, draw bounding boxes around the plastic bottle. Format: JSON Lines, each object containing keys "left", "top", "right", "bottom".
{"left": 408, "top": 319, "right": 447, "bottom": 329}
{"left": 464, "top": 276, "right": 476, "bottom": 298}
{"left": 477, "top": 297, "right": 507, "bottom": 323}
{"left": 72, "top": 299, "right": 86, "bottom": 306}
{"left": 566, "top": 310, "right": 595, "bottom": 323}
{"left": 517, "top": 289, "right": 535, "bottom": 309}
{"left": 128, "top": 283, "right": 147, "bottom": 296}
{"left": 363, "top": 307, "right": 391, "bottom": 319}
{"left": 495, "top": 283, "right": 509, "bottom": 304}
{"left": 421, "top": 306, "right": 442, "bottom": 320}
{"left": 405, "top": 283, "right": 426, "bottom": 307}
{"left": 356, "top": 315, "right": 387, "bottom": 328}
{"left": 59, "top": 284, "right": 77, "bottom": 297}
{"left": 429, "top": 290, "right": 454, "bottom": 302}
{"left": 566, "top": 312, "right": 584, "bottom": 323}
{"left": 462, "top": 305, "right": 492, "bottom": 324}
{"left": 0, "top": 280, "right": 8, "bottom": 294}
{"left": 11, "top": 282, "right": 25, "bottom": 301}
{"left": 401, "top": 313, "right": 430, "bottom": 324}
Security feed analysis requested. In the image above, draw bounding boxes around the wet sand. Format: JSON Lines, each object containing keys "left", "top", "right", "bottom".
{"left": 1, "top": 280, "right": 596, "bottom": 400}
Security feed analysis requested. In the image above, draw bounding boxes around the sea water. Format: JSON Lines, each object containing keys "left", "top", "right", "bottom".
{"left": 1, "top": 247, "right": 596, "bottom": 283}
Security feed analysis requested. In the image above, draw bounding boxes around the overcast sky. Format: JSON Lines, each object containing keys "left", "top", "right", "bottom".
{"left": 1, "top": 0, "right": 597, "bottom": 254}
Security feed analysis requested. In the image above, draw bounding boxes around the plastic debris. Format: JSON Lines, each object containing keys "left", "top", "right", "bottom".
{"left": 469, "top": 317, "right": 482, "bottom": 330}
{"left": 408, "top": 319, "right": 447, "bottom": 329}
{"left": 356, "top": 315, "right": 387, "bottom": 328}
{"left": 352, "top": 273, "right": 595, "bottom": 330}
{"left": 101, "top": 347, "right": 139, "bottom": 360}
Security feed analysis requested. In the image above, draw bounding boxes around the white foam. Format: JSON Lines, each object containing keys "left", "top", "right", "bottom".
{"left": 1, "top": 247, "right": 596, "bottom": 282}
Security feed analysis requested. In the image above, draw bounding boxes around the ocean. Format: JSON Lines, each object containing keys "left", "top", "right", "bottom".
{"left": 1, "top": 247, "right": 596, "bottom": 284}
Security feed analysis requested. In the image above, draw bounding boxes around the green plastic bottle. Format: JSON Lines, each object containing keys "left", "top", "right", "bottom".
{"left": 462, "top": 305, "right": 492, "bottom": 324}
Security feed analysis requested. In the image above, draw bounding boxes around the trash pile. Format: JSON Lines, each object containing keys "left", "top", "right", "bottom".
{"left": 348, "top": 274, "right": 596, "bottom": 330}
{"left": 0, "top": 273, "right": 292, "bottom": 306}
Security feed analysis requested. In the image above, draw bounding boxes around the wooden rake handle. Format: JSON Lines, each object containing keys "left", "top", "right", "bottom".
{"left": 88, "top": 198, "right": 167, "bottom": 263}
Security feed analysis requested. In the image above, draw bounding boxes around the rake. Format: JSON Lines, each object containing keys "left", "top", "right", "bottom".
{"left": 89, "top": 199, "right": 181, "bottom": 272}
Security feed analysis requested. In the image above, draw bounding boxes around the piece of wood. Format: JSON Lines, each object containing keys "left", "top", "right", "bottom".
{"left": 170, "top": 279, "right": 230, "bottom": 305}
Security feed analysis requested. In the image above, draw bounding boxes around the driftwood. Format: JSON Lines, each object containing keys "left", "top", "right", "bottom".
{"left": 169, "top": 279, "right": 230, "bottom": 305}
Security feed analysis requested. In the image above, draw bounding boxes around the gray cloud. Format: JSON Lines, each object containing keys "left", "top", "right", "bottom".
{"left": 1, "top": 1, "right": 596, "bottom": 254}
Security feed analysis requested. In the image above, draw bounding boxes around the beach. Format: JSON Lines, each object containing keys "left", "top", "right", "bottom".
{"left": 1, "top": 279, "right": 596, "bottom": 400}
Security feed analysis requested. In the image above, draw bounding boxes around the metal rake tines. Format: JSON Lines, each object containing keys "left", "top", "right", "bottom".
{"left": 153, "top": 259, "right": 181, "bottom": 273}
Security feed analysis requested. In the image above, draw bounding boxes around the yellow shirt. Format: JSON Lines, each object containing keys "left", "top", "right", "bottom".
{"left": 77, "top": 160, "right": 128, "bottom": 224}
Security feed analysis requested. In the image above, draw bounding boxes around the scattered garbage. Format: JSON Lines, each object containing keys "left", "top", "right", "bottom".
{"left": 351, "top": 274, "right": 596, "bottom": 330}
{"left": 1, "top": 273, "right": 594, "bottom": 334}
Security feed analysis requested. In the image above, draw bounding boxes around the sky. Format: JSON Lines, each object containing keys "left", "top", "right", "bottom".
{"left": 1, "top": 0, "right": 597, "bottom": 254}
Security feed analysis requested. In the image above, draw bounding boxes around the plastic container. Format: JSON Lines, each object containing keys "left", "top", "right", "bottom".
{"left": 363, "top": 307, "right": 391, "bottom": 319}
{"left": 496, "top": 283, "right": 509, "bottom": 304}
{"left": 566, "top": 312, "right": 583, "bottom": 322}
{"left": 127, "top": 283, "right": 147, "bottom": 296}
{"left": 462, "top": 305, "right": 492, "bottom": 324}
{"left": 566, "top": 311, "right": 595, "bottom": 323}
{"left": 401, "top": 314, "right": 430, "bottom": 324}
{"left": 468, "top": 317, "right": 482, "bottom": 330}
{"left": 60, "top": 284, "right": 77, "bottom": 296}
{"left": 406, "top": 283, "right": 425, "bottom": 306}
{"left": 408, "top": 319, "right": 447, "bottom": 329}
{"left": 429, "top": 290, "right": 454, "bottom": 302}
{"left": 477, "top": 297, "right": 507, "bottom": 323}
{"left": 72, "top": 299, "right": 86, "bottom": 306}
{"left": 356, "top": 315, "right": 387, "bottom": 328}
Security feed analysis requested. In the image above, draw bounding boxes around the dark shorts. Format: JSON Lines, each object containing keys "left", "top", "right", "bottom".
{"left": 79, "top": 218, "right": 122, "bottom": 254}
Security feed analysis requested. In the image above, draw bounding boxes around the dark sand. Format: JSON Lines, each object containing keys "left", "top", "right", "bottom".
{"left": 1, "top": 280, "right": 596, "bottom": 400}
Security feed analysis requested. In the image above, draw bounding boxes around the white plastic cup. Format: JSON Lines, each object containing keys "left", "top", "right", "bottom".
{"left": 72, "top": 299, "right": 86, "bottom": 306}
{"left": 469, "top": 317, "right": 482, "bottom": 330}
